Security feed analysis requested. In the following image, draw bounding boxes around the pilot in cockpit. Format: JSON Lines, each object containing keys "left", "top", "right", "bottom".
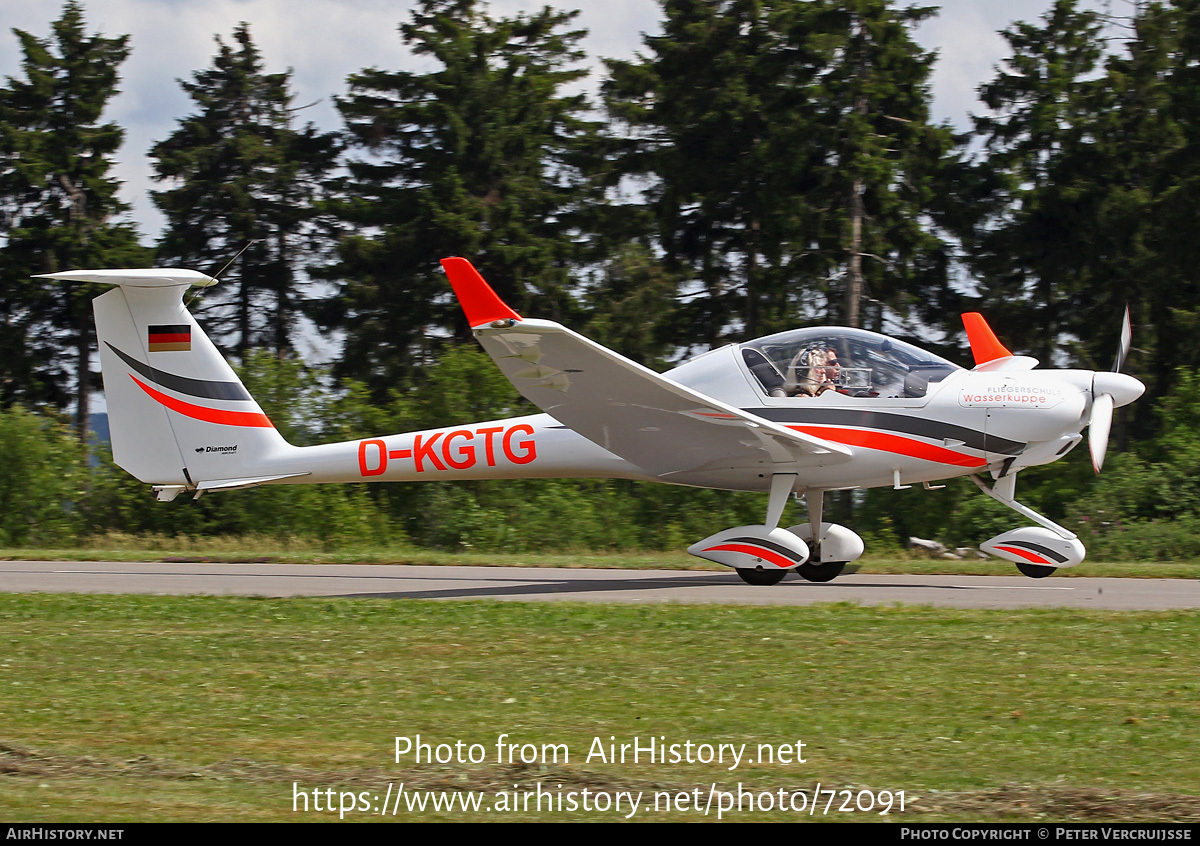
{"left": 792, "top": 347, "right": 841, "bottom": 396}
{"left": 742, "top": 327, "right": 960, "bottom": 400}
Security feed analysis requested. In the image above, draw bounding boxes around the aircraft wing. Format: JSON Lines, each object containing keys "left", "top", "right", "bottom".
{"left": 442, "top": 258, "right": 851, "bottom": 477}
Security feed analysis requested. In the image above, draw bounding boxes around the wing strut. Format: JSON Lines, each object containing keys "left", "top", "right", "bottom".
{"left": 766, "top": 474, "right": 797, "bottom": 530}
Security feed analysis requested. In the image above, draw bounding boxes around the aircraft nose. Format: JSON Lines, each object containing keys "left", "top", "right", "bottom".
{"left": 1092, "top": 371, "right": 1145, "bottom": 408}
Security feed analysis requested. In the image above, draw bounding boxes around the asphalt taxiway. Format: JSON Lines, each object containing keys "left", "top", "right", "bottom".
{"left": 1, "top": 560, "right": 1198, "bottom": 610}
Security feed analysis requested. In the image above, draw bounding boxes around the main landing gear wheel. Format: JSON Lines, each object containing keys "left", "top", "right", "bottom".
{"left": 795, "top": 561, "right": 846, "bottom": 583}
{"left": 735, "top": 568, "right": 788, "bottom": 586}
{"left": 1015, "top": 563, "right": 1057, "bottom": 579}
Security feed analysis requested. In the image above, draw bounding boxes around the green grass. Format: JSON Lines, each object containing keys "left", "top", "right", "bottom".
{"left": 0, "top": 594, "right": 1198, "bottom": 821}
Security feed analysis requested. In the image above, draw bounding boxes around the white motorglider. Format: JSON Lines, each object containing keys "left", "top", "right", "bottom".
{"left": 57, "top": 258, "right": 1144, "bottom": 585}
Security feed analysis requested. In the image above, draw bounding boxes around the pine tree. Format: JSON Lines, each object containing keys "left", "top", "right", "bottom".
{"left": 603, "top": 0, "right": 956, "bottom": 348}
{"left": 605, "top": 0, "right": 799, "bottom": 346}
{"left": 965, "top": 0, "right": 1198, "bottom": 420}
{"left": 0, "top": 1, "right": 147, "bottom": 435}
{"left": 1061, "top": 0, "right": 1182, "bottom": 419}
{"left": 320, "top": 0, "right": 600, "bottom": 396}
{"left": 1140, "top": 0, "right": 1200, "bottom": 400}
{"left": 806, "top": 0, "right": 958, "bottom": 333}
{"left": 151, "top": 23, "right": 339, "bottom": 356}
{"left": 965, "top": 0, "right": 1107, "bottom": 361}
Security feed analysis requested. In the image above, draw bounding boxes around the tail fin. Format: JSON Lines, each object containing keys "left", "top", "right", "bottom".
{"left": 44, "top": 269, "right": 301, "bottom": 500}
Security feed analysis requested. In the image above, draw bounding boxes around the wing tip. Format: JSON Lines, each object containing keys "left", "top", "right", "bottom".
{"left": 440, "top": 257, "right": 522, "bottom": 326}
{"left": 962, "top": 312, "right": 1012, "bottom": 366}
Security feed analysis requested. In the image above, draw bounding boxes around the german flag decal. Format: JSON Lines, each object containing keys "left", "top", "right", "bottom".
{"left": 148, "top": 324, "right": 191, "bottom": 352}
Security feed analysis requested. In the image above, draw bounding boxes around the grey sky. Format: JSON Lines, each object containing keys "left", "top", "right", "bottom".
{"left": 0, "top": 0, "right": 1115, "bottom": 241}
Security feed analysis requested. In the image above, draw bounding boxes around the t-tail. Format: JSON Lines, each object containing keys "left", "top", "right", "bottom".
{"left": 47, "top": 269, "right": 306, "bottom": 501}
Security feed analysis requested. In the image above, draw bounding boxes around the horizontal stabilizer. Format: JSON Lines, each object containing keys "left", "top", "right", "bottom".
{"left": 39, "top": 268, "right": 217, "bottom": 288}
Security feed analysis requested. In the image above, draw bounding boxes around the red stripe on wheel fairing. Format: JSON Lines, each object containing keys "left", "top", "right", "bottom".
{"left": 130, "top": 375, "right": 275, "bottom": 428}
{"left": 703, "top": 543, "right": 796, "bottom": 569}
{"left": 994, "top": 545, "right": 1052, "bottom": 565}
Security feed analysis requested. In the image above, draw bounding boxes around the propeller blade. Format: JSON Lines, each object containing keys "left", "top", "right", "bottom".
{"left": 1112, "top": 306, "right": 1131, "bottom": 372}
{"left": 1089, "top": 391, "right": 1115, "bottom": 474}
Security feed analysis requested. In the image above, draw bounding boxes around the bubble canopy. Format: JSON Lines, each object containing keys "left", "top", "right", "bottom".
{"left": 739, "top": 327, "right": 962, "bottom": 399}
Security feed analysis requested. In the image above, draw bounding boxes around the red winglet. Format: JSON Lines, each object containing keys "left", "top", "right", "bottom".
{"left": 961, "top": 312, "right": 1012, "bottom": 366}
{"left": 440, "top": 257, "right": 522, "bottom": 327}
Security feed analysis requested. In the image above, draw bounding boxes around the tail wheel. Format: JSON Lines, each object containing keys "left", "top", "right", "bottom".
{"left": 796, "top": 561, "right": 846, "bottom": 583}
{"left": 735, "top": 568, "right": 788, "bottom": 586}
{"left": 1016, "top": 563, "right": 1057, "bottom": 579}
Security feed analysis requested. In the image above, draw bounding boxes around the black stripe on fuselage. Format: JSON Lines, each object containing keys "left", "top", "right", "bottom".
{"left": 746, "top": 407, "right": 1025, "bottom": 456}
{"left": 106, "top": 342, "right": 252, "bottom": 402}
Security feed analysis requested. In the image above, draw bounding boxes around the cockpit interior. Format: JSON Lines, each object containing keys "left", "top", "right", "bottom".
{"left": 740, "top": 327, "right": 961, "bottom": 399}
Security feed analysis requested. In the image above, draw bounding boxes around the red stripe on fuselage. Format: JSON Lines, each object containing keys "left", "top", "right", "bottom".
{"left": 130, "top": 375, "right": 274, "bottom": 428}
{"left": 787, "top": 425, "right": 987, "bottom": 468}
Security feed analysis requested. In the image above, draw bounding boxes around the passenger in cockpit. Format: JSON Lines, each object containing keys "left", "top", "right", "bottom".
{"left": 793, "top": 347, "right": 841, "bottom": 396}
{"left": 741, "top": 327, "right": 961, "bottom": 400}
